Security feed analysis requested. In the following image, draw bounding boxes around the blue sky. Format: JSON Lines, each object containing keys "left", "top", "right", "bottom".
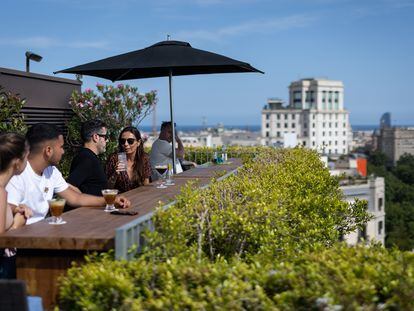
{"left": 1, "top": 0, "right": 413, "bottom": 127}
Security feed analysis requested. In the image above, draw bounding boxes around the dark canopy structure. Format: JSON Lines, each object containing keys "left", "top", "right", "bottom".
{"left": 56, "top": 40, "right": 263, "bottom": 172}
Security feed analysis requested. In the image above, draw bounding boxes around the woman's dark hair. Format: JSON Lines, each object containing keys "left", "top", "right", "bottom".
{"left": 118, "top": 126, "right": 145, "bottom": 186}
{"left": 0, "top": 132, "right": 27, "bottom": 173}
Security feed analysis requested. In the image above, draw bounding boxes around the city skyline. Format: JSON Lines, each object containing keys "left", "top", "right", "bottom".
{"left": 1, "top": 0, "right": 413, "bottom": 126}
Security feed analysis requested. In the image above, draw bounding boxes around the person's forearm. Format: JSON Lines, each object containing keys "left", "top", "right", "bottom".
{"left": 72, "top": 193, "right": 106, "bottom": 207}
{"left": 176, "top": 137, "right": 185, "bottom": 158}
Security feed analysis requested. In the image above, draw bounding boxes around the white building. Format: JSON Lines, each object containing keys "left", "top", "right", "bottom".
{"left": 341, "top": 177, "right": 385, "bottom": 245}
{"left": 262, "top": 78, "right": 350, "bottom": 155}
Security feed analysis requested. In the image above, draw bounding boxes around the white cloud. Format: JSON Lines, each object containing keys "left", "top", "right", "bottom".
{"left": 0, "top": 36, "right": 109, "bottom": 49}
{"left": 175, "top": 14, "right": 317, "bottom": 42}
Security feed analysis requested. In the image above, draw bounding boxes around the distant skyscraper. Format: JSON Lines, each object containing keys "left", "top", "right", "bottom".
{"left": 261, "top": 78, "right": 350, "bottom": 155}
{"left": 380, "top": 112, "right": 391, "bottom": 129}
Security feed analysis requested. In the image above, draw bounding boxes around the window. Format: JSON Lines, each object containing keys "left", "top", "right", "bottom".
{"left": 312, "top": 123, "right": 315, "bottom": 128}
{"left": 343, "top": 148, "right": 346, "bottom": 153}
{"left": 266, "top": 132, "right": 269, "bottom": 137}
{"left": 343, "top": 122, "right": 346, "bottom": 127}
{"left": 323, "top": 122, "right": 326, "bottom": 127}
{"left": 313, "top": 115, "right": 316, "bottom": 120}
{"left": 294, "top": 91, "right": 301, "bottom": 102}
{"left": 312, "top": 141, "right": 316, "bottom": 146}
{"left": 328, "top": 91, "right": 333, "bottom": 102}
{"left": 328, "top": 141, "right": 332, "bottom": 146}
{"left": 304, "top": 123, "right": 308, "bottom": 129}
{"left": 312, "top": 132, "right": 315, "bottom": 137}
{"left": 277, "top": 131, "right": 281, "bottom": 137}
{"left": 303, "top": 141, "right": 306, "bottom": 146}
{"left": 329, "top": 122, "right": 332, "bottom": 127}
{"left": 322, "top": 132, "right": 325, "bottom": 136}
{"left": 335, "top": 140, "right": 338, "bottom": 146}
{"left": 277, "top": 123, "right": 280, "bottom": 128}
{"left": 285, "top": 123, "right": 288, "bottom": 128}
{"left": 266, "top": 123, "right": 269, "bottom": 128}
{"left": 329, "top": 131, "right": 332, "bottom": 136}
{"left": 378, "top": 198, "right": 383, "bottom": 211}
{"left": 266, "top": 114, "right": 270, "bottom": 120}
{"left": 303, "top": 131, "right": 307, "bottom": 136}
{"left": 343, "top": 131, "right": 346, "bottom": 136}
{"left": 292, "top": 123, "right": 295, "bottom": 128}
{"left": 378, "top": 221, "right": 383, "bottom": 235}
{"left": 335, "top": 122, "right": 338, "bottom": 128}
{"left": 292, "top": 114, "right": 295, "bottom": 120}
{"left": 343, "top": 140, "right": 346, "bottom": 145}
{"left": 284, "top": 114, "right": 288, "bottom": 120}
{"left": 277, "top": 114, "right": 280, "bottom": 120}
{"left": 334, "top": 91, "right": 339, "bottom": 103}
{"left": 322, "top": 91, "right": 326, "bottom": 103}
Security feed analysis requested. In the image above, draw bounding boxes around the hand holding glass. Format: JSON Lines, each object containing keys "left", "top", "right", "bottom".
{"left": 117, "top": 152, "right": 127, "bottom": 172}
{"left": 102, "top": 189, "right": 119, "bottom": 212}
{"left": 48, "top": 198, "right": 66, "bottom": 225}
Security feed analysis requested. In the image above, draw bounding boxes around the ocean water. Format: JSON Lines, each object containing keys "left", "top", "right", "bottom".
{"left": 139, "top": 125, "right": 261, "bottom": 133}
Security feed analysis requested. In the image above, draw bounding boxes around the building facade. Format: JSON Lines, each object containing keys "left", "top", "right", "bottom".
{"left": 341, "top": 177, "right": 385, "bottom": 245}
{"left": 262, "top": 78, "right": 350, "bottom": 155}
{"left": 378, "top": 127, "right": 414, "bottom": 165}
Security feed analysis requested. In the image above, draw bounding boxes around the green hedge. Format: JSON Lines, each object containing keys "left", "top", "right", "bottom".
{"left": 58, "top": 147, "right": 413, "bottom": 310}
{"left": 59, "top": 244, "right": 414, "bottom": 310}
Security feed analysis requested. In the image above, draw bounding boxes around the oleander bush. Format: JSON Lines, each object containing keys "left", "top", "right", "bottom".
{"left": 58, "top": 147, "right": 414, "bottom": 310}
{"left": 0, "top": 85, "right": 27, "bottom": 134}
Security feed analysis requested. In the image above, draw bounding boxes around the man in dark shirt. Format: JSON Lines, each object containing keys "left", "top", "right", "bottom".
{"left": 67, "top": 119, "right": 109, "bottom": 196}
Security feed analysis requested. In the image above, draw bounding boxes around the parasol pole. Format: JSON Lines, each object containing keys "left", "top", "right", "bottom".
{"left": 169, "top": 69, "right": 177, "bottom": 174}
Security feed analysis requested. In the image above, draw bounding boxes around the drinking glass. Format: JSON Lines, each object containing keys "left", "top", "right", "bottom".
{"left": 117, "top": 152, "right": 127, "bottom": 172}
{"left": 101, "top": 189, "right": 119, "bottom": 212}
{"left": 155, "top": 165, "right": 168, "bottom": 189}
{"left": 47, "top": 198, "right": 66, "bottom": 225}
{"left": 165, "top": 163, "right": 175, "bottom": 186}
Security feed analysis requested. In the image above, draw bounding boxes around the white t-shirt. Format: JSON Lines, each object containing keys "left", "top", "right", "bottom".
{"left": 150, "top": 139, "right": 183, "bottom": 173}
{"left": 6, "top": 162, "right": 69, "bottom": 225}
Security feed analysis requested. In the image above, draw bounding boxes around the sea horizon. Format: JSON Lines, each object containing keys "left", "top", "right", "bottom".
{"left": 139, "top": 124, "right": 414, "bottom": 133}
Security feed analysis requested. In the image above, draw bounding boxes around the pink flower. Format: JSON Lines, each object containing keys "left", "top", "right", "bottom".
{"left": 85, "top": 88, "right": 92, "bottom": 93}
{"left": 117, "top": 84, "right": 124, "bottom": 88}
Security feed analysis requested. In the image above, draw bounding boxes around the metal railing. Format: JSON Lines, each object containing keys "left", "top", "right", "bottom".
{"left": 115, "top": 164, "right": 242, "bottom": 260}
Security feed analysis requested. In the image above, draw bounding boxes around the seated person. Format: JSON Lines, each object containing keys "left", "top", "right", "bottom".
{"left": 67, "top": 119, "right": 109, "bottom": 196}
{"left": 150, "top": 121, "right": 184, "bottom": 176}
{"left": 0, "top": 132, "right": 31, "bottom": 279}
{"left": 105, "top": 126, "right": 151, "bottom": 193}
{"left": 6, "top": 123, "right": 130, "bottom": 224}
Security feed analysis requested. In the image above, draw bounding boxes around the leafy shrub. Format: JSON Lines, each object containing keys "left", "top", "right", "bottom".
{"left": 149, "top": 147, "right": 370, "bottom": 261}
{"left": 59, "top": 244, "right": 414, "bottom": 310}
{"left": 0, "top": 85, "right": 27, "bottom": 134}
{"left": 66, "top": 83, "right": 157, "bottom": 157}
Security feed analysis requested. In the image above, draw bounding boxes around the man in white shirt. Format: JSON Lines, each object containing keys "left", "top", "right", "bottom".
{"left": 150, "top": 121, "right": 184, "bottom": 175}
{"left": 6, "top": 123, "right": 130, "bottom": 224}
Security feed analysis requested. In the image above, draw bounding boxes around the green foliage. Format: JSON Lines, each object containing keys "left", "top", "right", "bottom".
{"left": 149, "top": 148, "right": 370, "bottom": 261}
{"left": 0, "top": 85, "right": 27, "bottom": 134}
{"left": 185, "top": 146, "right": 260, "bottom": 165}
{"left": 66, "top": 83, "right": 157, "bottom": 157}
{"left": 368, "top": 151, "right": 414, "bottom": 250}
{"left": 59, "top": 148, "right": 414, "bottom": 310}
{"left": 59, "top": 244, "right": 414, "bottom": 310}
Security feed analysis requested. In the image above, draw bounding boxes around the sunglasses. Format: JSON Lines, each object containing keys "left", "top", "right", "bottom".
{"left": 119, "top": 138, "right": 137, "bottom": 145}
{"left": 97, "top": 133, "right": 109, "bottom": 140}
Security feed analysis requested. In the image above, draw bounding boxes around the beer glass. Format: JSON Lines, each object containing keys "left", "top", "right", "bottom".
{"left": 101, "top": 189, "right": 119, "bottom": 212}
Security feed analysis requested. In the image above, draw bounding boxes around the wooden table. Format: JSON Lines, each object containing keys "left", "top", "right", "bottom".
{"left": 0, "top": 159, "right": 242, "bottom": 309}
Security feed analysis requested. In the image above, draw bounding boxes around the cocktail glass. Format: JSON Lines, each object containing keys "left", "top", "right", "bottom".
{"left": 101, "top": 189, "right": 119, "bottom": 212}
{"left": 155, "top": 165, "right": 168, "bottom": 189}
{"left": 48, "top": 198, "right": 66, "bottom": 225}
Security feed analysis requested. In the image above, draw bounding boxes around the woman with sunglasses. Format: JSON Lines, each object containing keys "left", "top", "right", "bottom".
{"left": 105, "top": 126, "right": 151, "bottom": 193}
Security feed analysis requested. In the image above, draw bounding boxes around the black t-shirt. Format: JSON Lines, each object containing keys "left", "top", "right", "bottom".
{"left": 67, "top": 147, "right": 108, "bottom": 196}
